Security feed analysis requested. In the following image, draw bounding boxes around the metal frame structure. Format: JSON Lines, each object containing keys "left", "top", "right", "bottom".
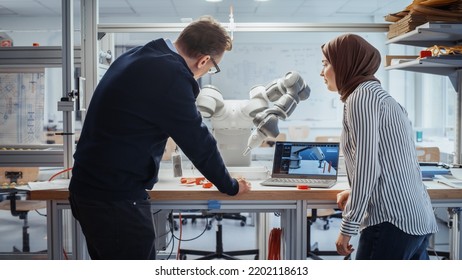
{"left": 385, "top": 22, "right": 462, "bottom": 164}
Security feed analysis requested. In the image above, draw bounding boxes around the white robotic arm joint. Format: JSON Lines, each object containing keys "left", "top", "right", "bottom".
{"left": 195, "top": 71, "right": 311, "bottom": 158}
{"left": 244, "top": 71, "right": 311, "bottom": 155}
{"left": 195, "top": 85, "right": 225, "bottom": 118}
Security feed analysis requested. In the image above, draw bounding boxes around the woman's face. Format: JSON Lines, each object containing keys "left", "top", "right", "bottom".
{"left": 320, "top": 54, "right": 338, "bottom": 92}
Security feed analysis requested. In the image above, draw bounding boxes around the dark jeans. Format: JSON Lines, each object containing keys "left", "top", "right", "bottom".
{"left": 69, "top": 193, "right": 156, "bottom": 260}
{"left": 355, "top": 222, "right": 431, "bottom": 260}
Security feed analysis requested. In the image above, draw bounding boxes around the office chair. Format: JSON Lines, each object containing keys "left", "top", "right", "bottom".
{"left": 178, "top": 212, "right": 247, "bottom": 228}
{"left": 0, "top": 189, "right": 46, "bottom": 253}
{"left": 178, "top": 213, "right": 259, "bottom": 260}
{"left": 314, "top": 135, "right": 341, "bottom": 143}
{"left": 307, "top": 208, "right": 350, "bottom": 260}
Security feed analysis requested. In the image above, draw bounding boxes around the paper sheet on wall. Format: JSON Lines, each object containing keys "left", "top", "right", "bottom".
{"left": 0, "top": 72, "right": 45, "bottom": 144}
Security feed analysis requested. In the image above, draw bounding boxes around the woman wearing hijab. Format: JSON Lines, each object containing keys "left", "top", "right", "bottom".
{"left": 320, "top": 34, "right": 438, "bottom": 260}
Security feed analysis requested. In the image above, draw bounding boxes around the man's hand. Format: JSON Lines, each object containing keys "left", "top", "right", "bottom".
{"left": 236, "top": 177, "right": 251, "bottom": 195}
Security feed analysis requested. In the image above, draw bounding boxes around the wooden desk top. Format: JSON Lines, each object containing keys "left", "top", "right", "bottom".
{"left": 27, "top": 186, "right": 344, "bottom": 201}
{"left": 26, "top": 177, "right": 462, "bottom": 202}
{"left": 0, "top": 200, "right": 46, "bottom": 211}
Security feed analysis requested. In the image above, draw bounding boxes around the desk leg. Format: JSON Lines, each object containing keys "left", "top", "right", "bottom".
{"left": 449, "top": 207, "right": 461, "bottom": 260}
{"left": 298, "top": 200, "right": 307, "bottom": 260}
{"left": 280, "top": 200, "right": 307, "bottom": 260}
{"left": 47, "top": 200, "right": 63, "bottom": 260}
{"left": 46, "top": 200, "right": 88, "bottom": 260}
{"left": 72, "top": 216, "right": 88, "bottom": 259}
{"left": 257, "top": 213, "right": 268, "bottom": 260}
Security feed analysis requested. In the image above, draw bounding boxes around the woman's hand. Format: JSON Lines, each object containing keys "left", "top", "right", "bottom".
{"left": 336, "top": 233, "right": 354, "bottom": 256}
{"left": 336, "top": 189, "right": 350, "bottom": 210}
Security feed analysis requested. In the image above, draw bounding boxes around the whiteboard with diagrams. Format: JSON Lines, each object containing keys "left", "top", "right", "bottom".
{"left": 206, "top": 41, "right": 343, "bottom": 122}
{"left": 202, "top": 32, "right": 388, "bottom": 124}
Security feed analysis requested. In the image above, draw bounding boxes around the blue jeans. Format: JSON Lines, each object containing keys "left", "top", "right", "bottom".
{"left": 355, "top": 222, "right": 431, "bottom": 260}
{"left": 69, "top": 193, "right": 156, "bottom": 260}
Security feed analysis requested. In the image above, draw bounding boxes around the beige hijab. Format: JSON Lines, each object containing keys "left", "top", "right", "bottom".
{"left": 322, "top": 34, "right": 381, "bottom": 102}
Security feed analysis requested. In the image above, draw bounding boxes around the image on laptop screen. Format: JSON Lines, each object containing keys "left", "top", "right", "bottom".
{"left": 272, "top": 141, "right": 339, "bottom": 179}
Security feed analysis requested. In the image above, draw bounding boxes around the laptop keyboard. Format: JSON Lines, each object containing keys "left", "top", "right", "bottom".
{"left": 261, "top": 178, "right": 336, "bottom": 187}
{"left": 269, "top": 178, "right": 332, "bottom": 184}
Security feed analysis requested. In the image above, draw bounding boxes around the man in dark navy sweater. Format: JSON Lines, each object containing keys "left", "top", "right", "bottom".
{"left": 69, "top": 16, "right": 251, "bottom": 260}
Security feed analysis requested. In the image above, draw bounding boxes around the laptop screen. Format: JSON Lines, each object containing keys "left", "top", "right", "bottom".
{"left": 271, "top": 141, "right": 340, "bottom": 179}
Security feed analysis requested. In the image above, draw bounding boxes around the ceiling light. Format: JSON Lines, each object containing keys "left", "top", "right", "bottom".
{"left": 206, "top": 0, "right": 223, "bottom": 2}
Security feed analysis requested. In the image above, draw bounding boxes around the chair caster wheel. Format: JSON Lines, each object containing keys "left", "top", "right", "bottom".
{"left": 181, "top": 219, "right": 188, "bottom": 225}
{"left": 323, "top": 224, "right": 329, "bottom": 230}
{"left": 206, "top": 224, "right": 212, "bottom": 230}
{"left": 240, "top": 221, "right": 246, "bottom": 227}
{"left": 179, "top": 254, "right": 187, "bottom": 260}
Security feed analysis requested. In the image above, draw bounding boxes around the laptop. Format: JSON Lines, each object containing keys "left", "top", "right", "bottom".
{"left": 260, "top": 141, "right": 340, "bottom": 188}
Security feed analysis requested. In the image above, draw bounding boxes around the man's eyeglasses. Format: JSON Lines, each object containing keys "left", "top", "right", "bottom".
{"left": 208, "top": 57, "right": 220, "bottom": 74}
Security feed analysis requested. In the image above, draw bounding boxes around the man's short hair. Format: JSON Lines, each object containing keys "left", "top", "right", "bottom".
{"left": 176, "top": 15, "right": 232, "bottom": 59}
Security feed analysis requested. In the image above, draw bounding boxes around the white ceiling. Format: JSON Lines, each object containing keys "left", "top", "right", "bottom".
{"left": 0, "top": 0, "right": 409, "bottom": 26}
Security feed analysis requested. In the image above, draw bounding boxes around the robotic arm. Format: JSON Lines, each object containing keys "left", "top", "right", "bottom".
{"left": 196, "top": 85, "right": 255, "bottom": 166}
{"left": 196, "top": 71, "right": 310, "bottom": 165}
{"left": 243, "top": 71, "right": 310, "bottom": 155}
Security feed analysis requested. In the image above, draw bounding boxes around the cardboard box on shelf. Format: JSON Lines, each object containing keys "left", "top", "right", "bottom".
{"left": 385, "top": 55, "right": 419, "bottom": 67}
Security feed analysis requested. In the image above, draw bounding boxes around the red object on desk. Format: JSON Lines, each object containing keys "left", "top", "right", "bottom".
{"left": 297, "top": 185, "right": 310, "bottom": 190}
{"left": 202, "top": 182, "right": 213, "bottom": 188}
{"left": 180, "top": 177, "right": 205, "bottom": 184}
{"left": 419, "top": 50, "right": 432, "bottom": 58}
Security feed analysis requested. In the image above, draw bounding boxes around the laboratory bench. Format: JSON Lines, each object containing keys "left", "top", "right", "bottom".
{"left": 24, "top": 169, "right": 462, "bottom": 260}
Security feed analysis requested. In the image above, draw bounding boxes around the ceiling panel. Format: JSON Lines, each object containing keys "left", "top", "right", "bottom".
{"left": 0, "top": 0, "right": 411, "bottom": 25}
{"left": 337, "top": 0, "right": 384, "bottom": 14}
{"left": 0, "top": 5, "right": 16, "bottom": 16}
{"left": 0, "top": 0, "right": 59, "bottom": 16}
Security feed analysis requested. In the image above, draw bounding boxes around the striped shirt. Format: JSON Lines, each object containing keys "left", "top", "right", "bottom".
{"left": 340, "top": 81, "right": 438, "bottom": 236}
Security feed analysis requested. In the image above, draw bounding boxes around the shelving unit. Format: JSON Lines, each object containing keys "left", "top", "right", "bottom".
{"left": 385, "top": 22, "right": 462, "bottom": 163}
{"left": 387, "top": 22, "right": 462, "bottom": 47}
{"left": 0, "top": 145, "right": 64, "bottom": 167}
{"left": 0, "top": 46, "right": 81, "bottom": 68}
{"left": 386, "top": 22, "right": 462, "bottom": 260}
{"left": 386, "top": 56, "right": 461, "bottom": 89}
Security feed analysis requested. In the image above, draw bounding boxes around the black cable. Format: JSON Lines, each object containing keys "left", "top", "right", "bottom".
{"left": 171, "top": 216, "right": 209, "bottom": 242}
{"left": 34, "top": 209, "right": 47, "bottom": 217}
